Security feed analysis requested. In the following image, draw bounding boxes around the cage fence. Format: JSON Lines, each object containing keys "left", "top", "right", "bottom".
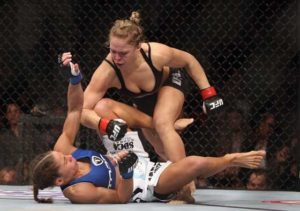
{"left": 0, "top": 0, "right": 298, "bottom": 190}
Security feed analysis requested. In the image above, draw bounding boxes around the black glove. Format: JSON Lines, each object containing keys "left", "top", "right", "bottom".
{"left": 118, "top": 151, "right": 138, "bottom": 179}
{"left": 200, "top": 86, "right": 224, "bottom": 114}
{"left": 99, "top": 118, "right": 128, "bottom": 141}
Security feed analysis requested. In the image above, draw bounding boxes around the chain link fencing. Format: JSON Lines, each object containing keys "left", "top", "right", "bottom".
{"left": 0, "top": 0, "right": 298, "bottom": 190}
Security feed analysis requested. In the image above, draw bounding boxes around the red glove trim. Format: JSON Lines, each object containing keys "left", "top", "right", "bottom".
{"left": 200, "top": 86, "right": 217, "bottom": 100}
{"left": 99, "top": 118, "right": 109, "bottom": 134}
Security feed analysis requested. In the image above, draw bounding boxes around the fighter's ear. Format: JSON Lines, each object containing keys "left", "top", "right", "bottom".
{"left": 54, "top": 177, "right": 64, "bottom": 186}
{"left": 136, "top": 42, "right": 141, "bottom": 50}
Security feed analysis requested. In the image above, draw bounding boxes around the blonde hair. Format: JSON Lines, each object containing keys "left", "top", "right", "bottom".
{"left": 109, "top": 11, "right": 145, "bottom": 46}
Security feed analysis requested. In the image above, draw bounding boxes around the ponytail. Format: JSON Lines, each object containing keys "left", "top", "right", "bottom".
{"left": 33, "top": 185, "right": 53, "bottom": 203}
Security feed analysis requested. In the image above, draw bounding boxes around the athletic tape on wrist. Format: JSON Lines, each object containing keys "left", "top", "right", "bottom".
{"left": 70, "top": 62, "right": 80, "bottom": 76}
{"left": 121, "top": 171, "right": 133, "bottom": 180}
{"left": 69, "top": 62, "right": 82, "bottom": 85}
{"left": 69, "top": 73, "right": 82, "bottom": 85}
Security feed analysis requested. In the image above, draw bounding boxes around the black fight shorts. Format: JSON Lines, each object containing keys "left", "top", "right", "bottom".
{"left": 133, "top": 68, "right": 190, "bottom": 116}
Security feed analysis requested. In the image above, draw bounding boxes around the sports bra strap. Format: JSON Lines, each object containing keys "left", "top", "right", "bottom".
{"left": 140, "top": 43, "right": 157, "bottom": 71}
{"left": 104, "top": 59, "right": 126, "bottom": 88}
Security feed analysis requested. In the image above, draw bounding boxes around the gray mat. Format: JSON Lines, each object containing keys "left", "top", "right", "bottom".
{"left": 0, "top": 185, "right": 299, "bottom": 211}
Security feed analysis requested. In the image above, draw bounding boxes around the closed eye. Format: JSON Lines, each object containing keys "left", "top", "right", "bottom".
{"left": 110, "top": 49, "right": 128, "bottom": 57}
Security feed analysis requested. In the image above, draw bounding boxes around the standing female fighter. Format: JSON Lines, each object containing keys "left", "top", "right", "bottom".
{"left": 61, "top": 11, "right": 223, "bottom": 162}
{"left": 32, "top": 62, "right": 265, "bottom": 203}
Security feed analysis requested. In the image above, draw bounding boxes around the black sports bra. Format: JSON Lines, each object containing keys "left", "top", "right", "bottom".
{"left": 104, "top": 43, "right": 163, "bottom": 98}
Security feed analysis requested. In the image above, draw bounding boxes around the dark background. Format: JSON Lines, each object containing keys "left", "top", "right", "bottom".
{"left": 0, "top": 0, "right": 298, "bottom": 190}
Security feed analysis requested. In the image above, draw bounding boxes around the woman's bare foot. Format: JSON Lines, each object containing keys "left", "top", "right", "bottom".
{"left": 226, "top": 150, "right": 266, "bottom": 169}
{"left": 174, "top": 118, "right": 194, "bottom": 130}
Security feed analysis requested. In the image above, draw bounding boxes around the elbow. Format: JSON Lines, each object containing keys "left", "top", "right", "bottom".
{"left": 185, "top": 53, "right": 201, "bottom": 70}
{"left": 118, "top": 198, "right": 130, "bottom": 204}
{"left": 119, "top": 200, "right": 128, "bottom": 204}
{"left": 117, "top": 192, "right": 131, "bottom": 204}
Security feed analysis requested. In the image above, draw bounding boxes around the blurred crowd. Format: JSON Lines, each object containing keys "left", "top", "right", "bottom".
{"left": 0, "top": 102, "right": 64, "bottom": 185}
{"left": 195, "top": 107, "right": 299, "bottom": 191}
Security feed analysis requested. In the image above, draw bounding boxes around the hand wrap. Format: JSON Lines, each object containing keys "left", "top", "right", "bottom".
{"left": 69, "top": 62, "right": 82, "bottom": 85}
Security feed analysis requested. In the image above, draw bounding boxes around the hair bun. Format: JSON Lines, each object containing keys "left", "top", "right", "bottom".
{"left": 129, "top": 11, "right": 141, "bottom": 25}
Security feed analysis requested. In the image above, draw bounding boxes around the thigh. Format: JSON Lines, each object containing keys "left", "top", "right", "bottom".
{"left": 154, "top": 157, "right": 197, "bottom": 194}
{"left": 154, "top": 86, "right": 185, "bottom": 125}
{"left": 141, "top": 128, "right": 166, "bottom": 161}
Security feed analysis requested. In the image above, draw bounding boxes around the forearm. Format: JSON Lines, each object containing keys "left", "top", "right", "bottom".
{"left": 53, "top": 63, "right": 83, "bottom": 153}
{"left": 116, "top": 179, "right": 133, "bottom": 203}
{"left": 115, "top": 151, "right": 138, "bottom": 203}
{"left": 81, "top": 108, "right": 100, "bottom": 130}
{"left": 68, "top": 83, "right": 83, "bottom": 112}
{"left": 186, "top": 55, "right": 210, "bottom": 89}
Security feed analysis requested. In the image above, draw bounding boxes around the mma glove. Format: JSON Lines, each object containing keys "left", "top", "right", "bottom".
{"left": 118, "top": 151, "right": 138, "bottom": 179}
{"left": 200, "top": 86, "right": 224, "bottom": 114}
{"left": 98, "top": 118, "right": 128, "bottom": 141}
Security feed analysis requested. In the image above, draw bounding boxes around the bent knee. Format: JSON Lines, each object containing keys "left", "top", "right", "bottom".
{"left": 94, "top": 98, "right": 115, "bottom": 116}
{"left": 152, "top": 116, "right": 175, "bottom": 132}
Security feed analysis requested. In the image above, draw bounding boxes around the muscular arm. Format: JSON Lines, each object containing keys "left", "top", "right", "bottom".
{"left": 54, "top": 73, "right": 83, "bottom": 154}
{"left": 151, "top": 42, "right": 211, "bottom": 90}
{"left": 81, "top": 61, "right": 115, "bottom": 130}
{"left": 64, "top": 179, "right": 132, "bottom": 204}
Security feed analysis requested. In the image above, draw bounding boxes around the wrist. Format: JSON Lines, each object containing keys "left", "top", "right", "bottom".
{"left": 121, "top": 171, "right": 133, "bottom": 180}
{"left": 69, "top": 62, "right": 82, "bottom": 85}
{"left": 99, "top": 118, "right": 109, "bottom": 134}
{"left": 200, "top": 86, "right": 216, "bottom": 100}
{"left": 69, "top": 73, "right": 82, "bottom": 85}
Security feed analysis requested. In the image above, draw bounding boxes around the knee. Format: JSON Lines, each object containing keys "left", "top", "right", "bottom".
{"left": 94, "top": 98, "right": 115, "bottom": 116}
{"left": 187, "top": 156, "right": 209, "bottom": 171}
{"left": 152, "top": 116, "right": 174, "bottom": 133}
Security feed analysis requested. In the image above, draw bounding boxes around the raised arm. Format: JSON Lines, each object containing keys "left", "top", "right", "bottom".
{"left": 54, "top": 59, "right": 83, "bottom": 154}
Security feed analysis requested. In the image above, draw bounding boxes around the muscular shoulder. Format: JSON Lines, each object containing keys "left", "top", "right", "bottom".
{"left": 141, "top": 42, "right": 173, "bottom": 67}
{"left": 93, "top": 57, "right": 115, "bottom": 79}
{"left": 141, "top": 42, "right": 170, "bottom": 53}
{"left": 89, "top": 56, "right": 120, "bottom": 89}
